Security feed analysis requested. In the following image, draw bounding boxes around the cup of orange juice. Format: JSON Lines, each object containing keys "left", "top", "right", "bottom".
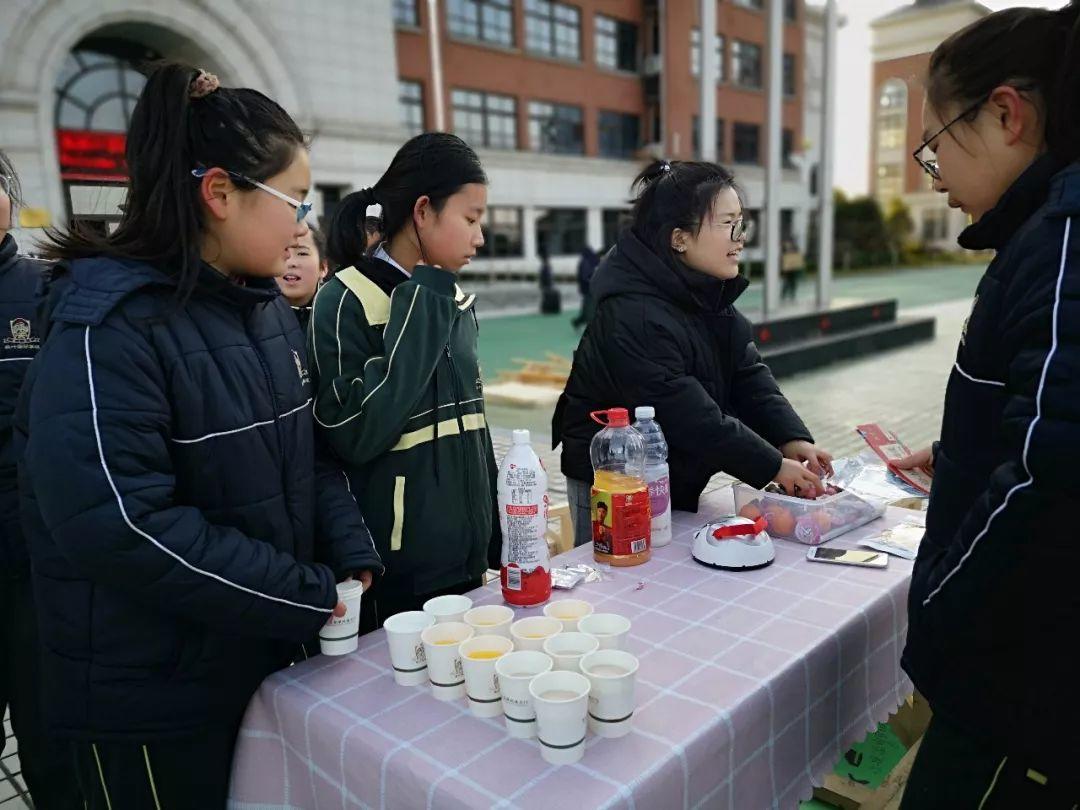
{"left": 460, "top": 635, "right": 514, "bottom": 717}
{"left": 420, "top": 622, "right": 474, "bottom": 700}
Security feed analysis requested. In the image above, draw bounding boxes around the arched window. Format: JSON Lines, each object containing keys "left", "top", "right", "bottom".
{"left": 54, "top": 39, "right": 158, "bottom": 133}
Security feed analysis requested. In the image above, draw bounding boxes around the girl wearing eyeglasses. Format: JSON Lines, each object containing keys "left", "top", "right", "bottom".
{"left": 554, "top": 160, "right": 832, "bottom": 547}
{"left": 16, "top": 62, "right": 380, "bottom": 808}
{"left": 310, "top": 133, "right": 501, "bottom": 634}
{"left": 891, "top": 4, "right": 1080, "bottom": 808}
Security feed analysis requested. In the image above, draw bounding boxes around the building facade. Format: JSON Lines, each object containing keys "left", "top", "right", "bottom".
{"left": 869, "top": 0, "right": 988, "bottom": 249}
{"left": 0, "top": 0, "right": 826, "bottom": 276}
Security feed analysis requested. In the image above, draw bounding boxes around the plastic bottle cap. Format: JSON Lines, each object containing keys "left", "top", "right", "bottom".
{"left": 590, "top": 408, "right": 630, "bottom": 427}
{"left": 512, "top": 429, "right": 531, "bottom": 445}
{"left": 635, "top": 406, "right": 655, "bottom": 420}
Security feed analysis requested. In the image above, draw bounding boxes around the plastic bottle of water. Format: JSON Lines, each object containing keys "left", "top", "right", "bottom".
{"left": 632, "top": 406, "right": 672, "bottom": 548}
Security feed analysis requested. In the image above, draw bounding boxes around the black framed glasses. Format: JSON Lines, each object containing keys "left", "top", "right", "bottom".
{"left": 724, "top": 217, "right": 754, "bottom": 243}
{"left": 191, "top": 167, "right": 312, "bottom": 222}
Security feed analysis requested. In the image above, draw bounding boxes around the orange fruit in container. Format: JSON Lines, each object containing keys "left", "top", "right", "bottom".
{"left": 812, "top": 510, "right": 833, "bottom": 532}
{"left": 738, "top": 503, "right": 763, "bottom": 521}
{"left": 764, "top": 505, "right": 796, "bottom": 537}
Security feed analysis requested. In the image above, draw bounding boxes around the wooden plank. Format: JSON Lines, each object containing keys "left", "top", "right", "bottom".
{"left": 862, "top": 738, "right": 922, "bottom": 810}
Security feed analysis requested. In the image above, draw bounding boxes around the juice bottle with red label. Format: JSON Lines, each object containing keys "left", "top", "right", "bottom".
{"left": 497, "top": 429, "right": 552, "bottom": 606}
{"left": 589, "top": 408, "right": 651, "bottom": 566}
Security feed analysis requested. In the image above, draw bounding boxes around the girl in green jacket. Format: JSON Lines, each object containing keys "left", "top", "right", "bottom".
{"left": 310, "top": 133, "right": 500, "bottom": 633}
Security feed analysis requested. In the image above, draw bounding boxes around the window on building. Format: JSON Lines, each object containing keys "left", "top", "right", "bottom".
{"left": 479, "top": 207, "right": 524, "bottom": 257}
{"left": 809, "top": 164, "right": 820, "bottom": 197}
{"left": 595, "top": 15, "right": 638, "bottom": 71}
{"left": 877, "top": 80, "right": 908, "bottom": 152}
{"left": 525, "top": 0, "right": 581, "bottom": 60}
{"left": 785, "top": 0, "right": 799, "bottom": 22}
{"left": 399, "top": 80, "right": 425, "bottom": 136}
{"left": 921, "top": 207, "right": 949, "bottom": 242}
{"left": 692, "top": 116, "right": 726, "bottom": 161}
{"left": 394, "top": 0, "right": 420, "bottom": 27}
{"left": 598, "top": 111, "right": 641, "bottom": 159}
{"left": 690, "top": 29, "right": 725, "bottom": 83}
{"left": 744, "top": 209, "right": 761, "bottom": 248}
{"left": 447, "top": 0, "right": 514, "bottom": 47}
{"left": 536, "top": 208, "right": 587, "bottom": 255}
{"left": 732, "top": 40, "right": 762, "bottom": 89}
{"left": 782, "top": 128, "right": 796, "bottom": 168}
{"left": 877, "top": 164, "right": 903, "bottom": 203}
{"left": 783, "top": 53, "right": 796, "bottom": 97}
{"left": 529, "top": 101, "right": 584, "bottom": 154}
{"left": 317, "top": 184, "right": 348, "bottom": 230}
{"left": 733, "top": 0, "right": 764, "bottom": 9}
{"left": 602, "top": 209, "right": 632, "bottom": 250}
{"left": 733, "top": 122, "right": 761, "bottom": 164}
{"left": 452, "top": 89, "right": 517, "bottom": 149}
{"left": 780, "top": 209, "right": 795, "bottom": 244}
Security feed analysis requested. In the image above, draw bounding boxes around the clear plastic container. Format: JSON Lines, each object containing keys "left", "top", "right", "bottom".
{"left": 732, "top": 482, "right": 886, "bottom": 545}
{"left": 632, "top": 406, "right": 672, "bottom": 548}
{"left": 589, "top": 408, "right": 650, "bottom": 566}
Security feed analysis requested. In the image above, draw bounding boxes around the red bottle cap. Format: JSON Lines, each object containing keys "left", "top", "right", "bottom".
{"left": 590, "top": 408, "right": 630, "bottom": 427}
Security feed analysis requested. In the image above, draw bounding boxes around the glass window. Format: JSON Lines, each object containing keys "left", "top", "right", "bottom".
{"left": 479, "top": 207, "right": 524, "bottom": 257}
{"left": 526, "top": 0, "right": 581, "bottom": 60}
{"left": 595, "top": 15, "right": 638, "bottom": 72}
{"left": 452, "top": 89, "right": 517, "bottom": 150}
{"left": 690, "top": 29, "right": 725, "bottom": 83}
{"left": 732, "top": 40, "right": 762, "bottom": 89}
{"left": 921, "top": 208, "right": 948, "bottom": 241}
{"left": 877, "top": 80, "right": 908, "bottom": 153}
{"left": 733, "top": 0, "right": 764, "bottom": 9}
{"left": 448, "top": 0, "right": 514, "bottom": 47}
{"left": 598, "top": 111, "right": 640, "bottom": 159}
{"left": 744, "top": 209, "right": 761, "bottom": 248}
{"left": 318, "top": 184, "right": 348, "bottom": 230}
{"left": 394, "top": 0, "right": 419, "bottom": 26}
{"left": 528, "top": 101, "right": 584, "bottom": 154}
{"left": 877, "top": 164, "right": 903, "bottom": 202}
{"left": 691, "top": 116, "right": 726, "bottom": 161}
{"left": 783, "top": 53, "right": 796, "bottom": 97}
{"left": 782, "top": 128, "right": 796, "bottom": 168}
{"left": 536, "top": 208, "right": 587, "bottom": 255}
{"left": 733, "top": 122, "right": 761, "bottom": 164}
{"left": 53, "top": 46, "right": 150, "bottom": 133}
{"left": 785, "top": 0, "right": 799, "bottom": 22}
{"left": 602, "top": 209, "right": 631, "bottom": 250}
{"left": 399, "top": 80, "right": 425, "bottom": 136}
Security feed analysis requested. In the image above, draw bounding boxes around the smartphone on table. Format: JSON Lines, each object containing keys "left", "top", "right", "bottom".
{"left": 806, "top": 547, "right": 888, "bottom": 569}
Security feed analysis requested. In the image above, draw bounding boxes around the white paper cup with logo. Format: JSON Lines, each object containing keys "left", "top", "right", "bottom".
{"left": 543, "top": 599, "right": 594, "bottom": 632}
{"left": 529, "top": 671, "right": 591, "bottom": 765}
{"left": 318, "top": 580, "right": 364, "bottom": 656}
{"left": 510, "top": 616, "right": 563, "bottom": 652}
{"left": 460, "top": 635, "right": 514, "bottom": 718}
{"left": 464, "top": 604, "right": 514, "bottom": 639}
{"left": 423, "top": 594, "right": 473, "bottom": 624}
{"left": 578, "top": 613, "right": 632, "bottom": 651}
{"left": 420, "top": 622, "right": 474, "bottom": 700}
{"left": 580, "top": 649, "right": 639, "bottom": 738}
{"left": 495, "top": 651, "right": 553, "bottom": 738}
{"left": 384, "top": 611, "right": 436, "bottom": 686}
{"left": 542, "top": 632, "right": 600, "bottom": 673}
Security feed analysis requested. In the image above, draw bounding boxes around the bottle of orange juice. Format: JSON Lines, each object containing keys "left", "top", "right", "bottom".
{"left": 589, "top": 408, "right": 651, "bottom": 566}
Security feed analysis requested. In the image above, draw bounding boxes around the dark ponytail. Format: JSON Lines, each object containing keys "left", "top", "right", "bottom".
{"left": 630, "top": 159, "right": 742, "bottom": 273}
{"left": 44, "top": 61, "right": 305, "bottom": 300}
{"left": 0, "top": 148, "right": 24, "bottom": 211}
{"left": 326, "top": 133, "right": 486, "bottom": 270}
{"left": 926, "top": 1, "right": 1080, "bottom": 164}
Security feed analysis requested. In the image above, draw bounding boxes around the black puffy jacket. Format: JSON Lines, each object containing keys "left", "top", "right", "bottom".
{"left": 554, "top": 229, "right": 812, "bottom": 512}
{"left": 903, "top": 156, "right": 1080, "bottom": 778}
{"left": 0, "top": 234, "right": 46, "bottom": 580}
{"left": 16, "top": 256, "right": 381, "bottom": 740}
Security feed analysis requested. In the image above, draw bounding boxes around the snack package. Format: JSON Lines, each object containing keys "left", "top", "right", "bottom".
{"left": 861, "top": 520, "right": 926, "bottom": 560}
{"left": 830, "top": 451, "right": 927, "bottom": 507}
{"left": 856, "top": 424, "right": 932, "bottom": 495}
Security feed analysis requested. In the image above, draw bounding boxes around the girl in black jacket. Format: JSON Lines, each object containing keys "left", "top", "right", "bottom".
{"left": 18, "top": 63, "right": 380, "bottom": 809}
{"left": 555, "top": 161, "right": 832, "bottom": 546}
{"left": 891, "top": 4, "right": 1080, "bottom": 808}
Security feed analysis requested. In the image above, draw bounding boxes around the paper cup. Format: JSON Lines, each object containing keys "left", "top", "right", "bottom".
{"left": 542, "top": 632, "right": 600, "bottom": 673}
{"left": 529, "top": 671, "right": 591, "bottom": 765}
{"left": 543, "top": 599, "right": 594, "bottom": 632}
{"left": 384, "top": 611, "right": 435, "bottom": 686}
{"left": 510, "top": 616, "right": 563, "bottom": 652}
{"left": 580, "top": 650, "right": 639, "bottom": 738}
{"left": 460, "top": 635, "right": 514, "bottom": 718}
{"left": 319, "top": 580, "right": 363, "bottom": 656}
{"left": 464, "top": 604, "right": 514, "bottom": 639}
{"left": 578, "top": 613, "right": 632, "bottom": 651}
{"left": 420, "top": 622, "right": 474, "bottom": 700}
{"left": 423, "top": 594, "right": 473, "bottom": 624}
{"left": 495, "top": 651, "right": 554, "bottom": 738}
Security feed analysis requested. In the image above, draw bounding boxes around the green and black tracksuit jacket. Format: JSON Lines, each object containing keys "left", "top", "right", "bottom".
{"left": 309, "top": 257, "right": 501, "bottom": 598}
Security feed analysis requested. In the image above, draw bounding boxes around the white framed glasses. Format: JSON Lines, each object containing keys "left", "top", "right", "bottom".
{"left": 191, "top": 167, "right": 312, "bottom": 222}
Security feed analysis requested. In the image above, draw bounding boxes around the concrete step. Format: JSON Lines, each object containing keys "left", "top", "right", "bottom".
{"left": 761, "top": 317, "right": 937, "bottom": 378}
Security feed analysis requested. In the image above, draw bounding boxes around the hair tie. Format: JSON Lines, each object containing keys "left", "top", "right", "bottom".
{"left": 660, "top": 161, "right": 672, "bottom": 173}
{"left": 189, "top": 70, "right": 220, "bottom": 99}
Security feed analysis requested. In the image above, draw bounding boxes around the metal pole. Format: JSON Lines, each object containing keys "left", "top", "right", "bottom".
{"left": 816, "top": 0, "right": 838, "bottom": 309}
{"left": 763, "top": 0, "right": 783, "bottom": 316}
{"left": 427, "top": 0, "right": 446, "bottom": 131}
{"left": 700, "top": 0, "right": 717, "bottom": 161}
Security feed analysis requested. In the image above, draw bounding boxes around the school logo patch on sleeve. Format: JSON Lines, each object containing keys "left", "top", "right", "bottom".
{"left": 3, "top": 317, "right": 40, "bottom": 352}
{"left": 293, "top": 349, "right": 310, "bottom": 386}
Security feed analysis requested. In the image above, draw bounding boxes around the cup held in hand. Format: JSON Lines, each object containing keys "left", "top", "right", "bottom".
{"left": 319, "top": 580, "right": 363, "bottom": 656}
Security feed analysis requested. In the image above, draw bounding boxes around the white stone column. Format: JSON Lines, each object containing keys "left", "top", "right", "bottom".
{"left": 816, "top": 0, "right": 838, "bottom": 310}
{"left": 763, "top": 0, "right": 783, "bottom": 316}
{"left": 699, "top": 0, "right": 718, "bottom": 161}
{"left": 586, "top": 207, "right": 603, "bottom": 252}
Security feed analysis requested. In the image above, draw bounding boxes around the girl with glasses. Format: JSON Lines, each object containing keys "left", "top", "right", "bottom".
{"left": 554, "top": 160, "right": 833, "bottom": 547}
{"left": 893, "top": 3, "right": 1080, "bottom": 807}
{"left": 18, "top": 62, "right": 380, "bottom": 808}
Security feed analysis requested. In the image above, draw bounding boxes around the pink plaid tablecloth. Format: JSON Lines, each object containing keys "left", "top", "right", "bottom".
{"left": 229, "top": 488, "right": 916, "bottom": 810}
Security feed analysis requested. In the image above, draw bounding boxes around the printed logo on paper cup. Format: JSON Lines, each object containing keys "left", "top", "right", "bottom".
{"left": 492, "top": 673, "right": 501, "bottom": 695}
{"left": 414, "top": 643, "right": 426, "bottom": 664}
{"left": 453, "top": 659, "right": 464, "bottom": 679}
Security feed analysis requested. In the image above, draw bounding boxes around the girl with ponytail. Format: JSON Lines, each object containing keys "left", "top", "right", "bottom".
{"left": 19, "top": 63, "right": 380, "bottom": 807}
{"left": 894, "top": 4, "right": 1080, "bottom": 806}
{"left": 310, "top": 133, "right": 501, "bottom": 633}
